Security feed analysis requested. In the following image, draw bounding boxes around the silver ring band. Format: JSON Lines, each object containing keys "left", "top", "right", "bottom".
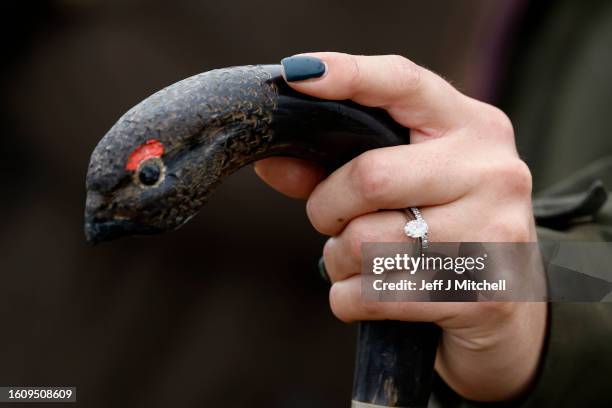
{"left": 404, "top": 207, "right": 429, "bottom": 252}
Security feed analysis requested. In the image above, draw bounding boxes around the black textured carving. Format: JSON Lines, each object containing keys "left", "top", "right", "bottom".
{"left": 84, "top": 64, "right": 407, "bottom": 243}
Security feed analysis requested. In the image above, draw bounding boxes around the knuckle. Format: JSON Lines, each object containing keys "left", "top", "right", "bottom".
{"left": 510, "top": 224, "right": 531, "bottom": 242}
{"left": 485, "top": 218, "right": 530, "bottom": 242}
{"left": 385, "top": 54, "right": 421, "bottom": 92}
{"left": 345, "top": 221, "right": 367, "bottom": 260}
{"left": 344, "top": 54, "right": 362, "bottom": 90}
{"left": 350, "top": 151, "right": 392, "bottom": 204}
{"left": 342, "top": 217, "right": 370, "bottom": 259}
{"left": 488, "top": 159, "right": 533, "bottom": 197}
{"left": 507, "top": 160, "right": 533, "bottom": 196}
{"left": 484, "top": 107, "right": 515, "bottom": 140}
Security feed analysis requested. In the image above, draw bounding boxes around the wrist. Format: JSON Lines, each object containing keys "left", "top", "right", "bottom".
{"left": 436, "top": 301, "right": 547, "bottom": 401}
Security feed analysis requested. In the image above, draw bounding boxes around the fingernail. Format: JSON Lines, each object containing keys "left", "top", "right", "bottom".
{"left": 318, "top": 256, "right": 330, "bottom": 284}
{"left": 281, "top": 56, "right": 326, "bottom": 82}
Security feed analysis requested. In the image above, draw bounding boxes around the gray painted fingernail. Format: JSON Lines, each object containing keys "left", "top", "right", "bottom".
{"left": 281, "top": 56, "right": 326, "bottom": 82}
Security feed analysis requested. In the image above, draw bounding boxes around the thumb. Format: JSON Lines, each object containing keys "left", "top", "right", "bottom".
{"left": 253, "top": 157, "right": 325, "bottom": 199}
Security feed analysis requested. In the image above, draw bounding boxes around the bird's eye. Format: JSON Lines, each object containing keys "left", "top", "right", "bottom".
{"left": 137, "top": 159, "right": 163, "bottom": 186}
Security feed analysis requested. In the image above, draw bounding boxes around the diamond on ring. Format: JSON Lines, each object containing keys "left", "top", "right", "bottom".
{"left": 404, "top": 207, "right": 429, "bottom": 251}
{"left": 404, "top": 219, "right": 428, "bottom": 238}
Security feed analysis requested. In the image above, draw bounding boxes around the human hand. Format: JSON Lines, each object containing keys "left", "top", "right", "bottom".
{"left": 254, "top": 53, "right": 546, "bottom": 402}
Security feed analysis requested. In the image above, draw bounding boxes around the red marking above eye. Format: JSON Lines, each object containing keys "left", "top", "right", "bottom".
{"left": 126, "top": 139, "right": 165, "bottom": 171}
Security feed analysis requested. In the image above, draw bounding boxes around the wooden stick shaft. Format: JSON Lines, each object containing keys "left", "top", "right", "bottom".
{"left": 352, "top": 321, "right": 440, "bottom": 407}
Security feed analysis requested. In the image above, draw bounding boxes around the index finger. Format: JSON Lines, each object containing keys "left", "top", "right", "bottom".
{"left": 281, "top": 52, "right": 471, "bottom": 136}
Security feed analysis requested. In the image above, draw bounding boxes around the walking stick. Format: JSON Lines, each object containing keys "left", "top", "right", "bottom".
{"left": 84, "top": 64, "right": 441, "bottom": 406}
{"left": 353, "top": 321, "right": 440, "bottom": 407}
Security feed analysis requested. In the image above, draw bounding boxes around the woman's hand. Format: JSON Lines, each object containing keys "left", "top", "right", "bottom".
{"left": 254, "top": 53, "right": 546, "bottom": 402}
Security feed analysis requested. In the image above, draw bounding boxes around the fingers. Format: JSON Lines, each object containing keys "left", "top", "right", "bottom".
{"left": 323, "top": 210, "right": 408, "bottom": 283}
{"left": 323, "top": 205, "right": 464, "bottom": 284}
{"left": 323, "top": 198, "right": 535, "bottom": 286}
{"left": 329, "top": 275, "right": 516, "bottom": 327}
{"left": 324, "top": 209, "right": 530, "bottom": 325}
{"left": 329, "top": 275, "right": 467, "bottom": 323}
{"left": 253, "top": 157, "right": 325, "bottom": 199}
{"left": 306, "top": 140, "right": 473, "bottom": 235}
{"left": 281, "top": 52, "right": 470, "bottom": 135}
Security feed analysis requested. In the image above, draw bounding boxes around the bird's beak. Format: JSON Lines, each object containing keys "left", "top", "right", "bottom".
{"left": 84, "top": 192, "right": 156, "bottom": 244}
{"left": 84, "top": 216, "right": 136, "bottom": 244}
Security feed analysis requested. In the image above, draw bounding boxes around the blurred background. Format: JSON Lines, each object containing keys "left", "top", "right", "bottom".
{"left": 0, "top": 0, "right": 544, "bottom": 407}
